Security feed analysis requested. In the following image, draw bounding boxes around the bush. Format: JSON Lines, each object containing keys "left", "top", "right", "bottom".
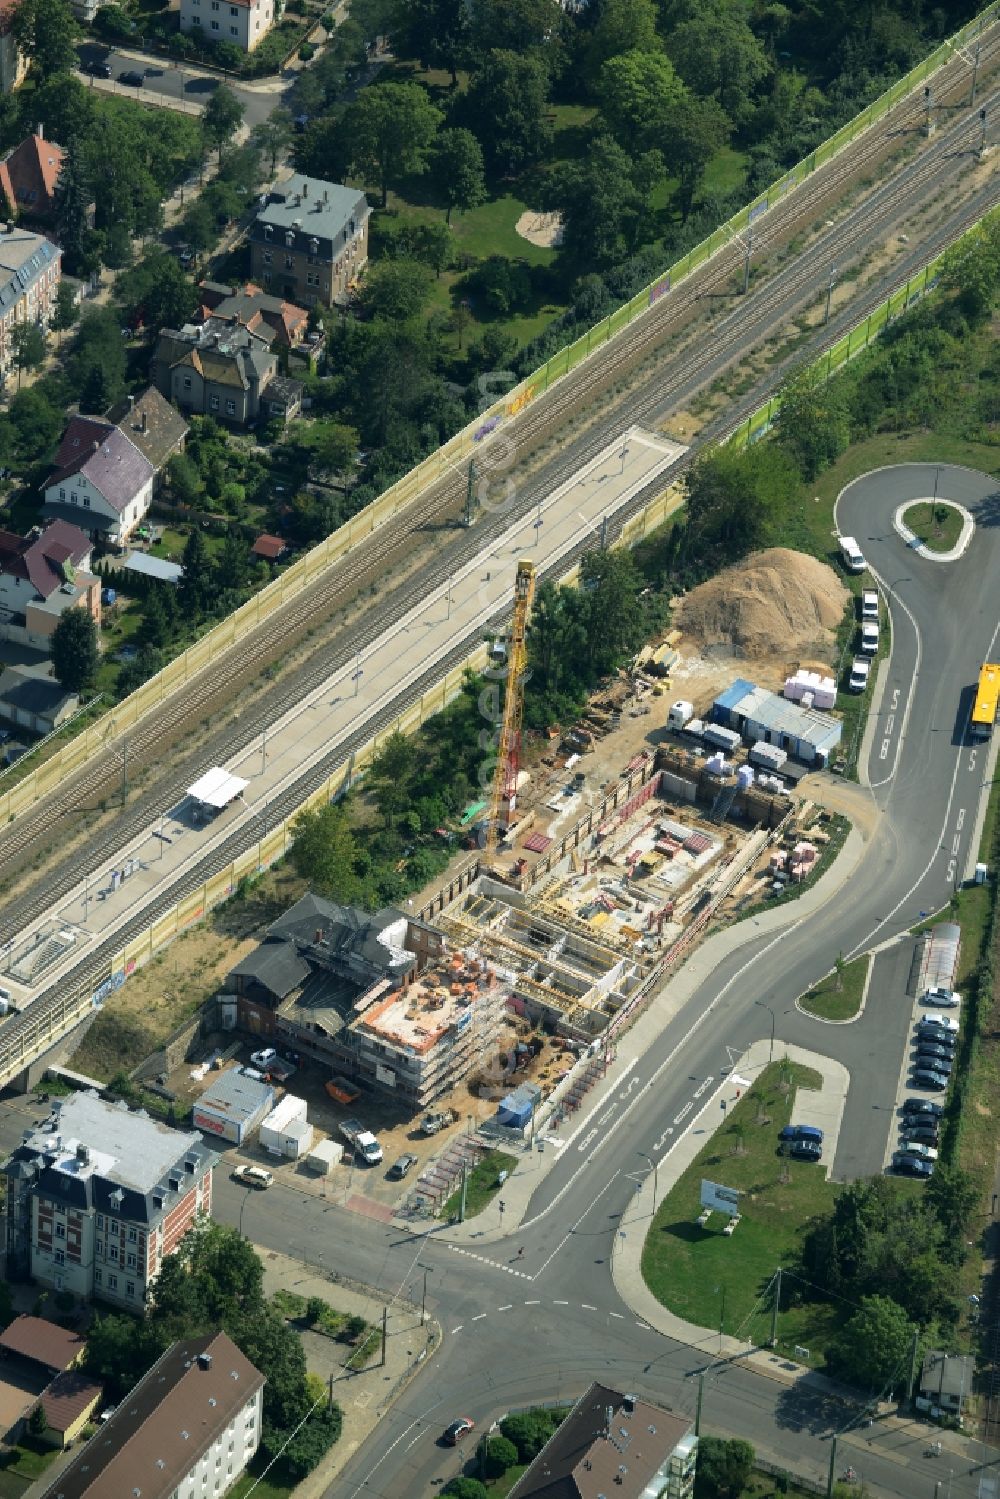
{"left": 500, "top": 1410, "right": 557, "bottom": 1463}
{"left": 483, "top": 1435, "right": 518, "bottom": 1478}
{"left": 441, "top": 1481, "right": 487, "bottom": 1499}
{"left": 299, "top": 40, "right": 315, "bottom": 60}
{"left": 306, "top": 1296, "right": 326, "bottom": 1324}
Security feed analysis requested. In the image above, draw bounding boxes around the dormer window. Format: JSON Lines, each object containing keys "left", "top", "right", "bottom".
{"left": 263, "top": 224, "right": 272, "bottom": 240}
{"left": 285, "top": 230, "right": 294, "bottom": 247}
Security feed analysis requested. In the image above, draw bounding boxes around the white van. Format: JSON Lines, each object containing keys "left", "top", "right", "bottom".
{"left": 839, "top": 536, "right": 866, "bottom": 573}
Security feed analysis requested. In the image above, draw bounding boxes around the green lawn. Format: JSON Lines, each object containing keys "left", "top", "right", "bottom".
{"left": 451, "top": 194, "right": 558, "bottom": 267}
{"left": 901, "top": 499, "right": 965, "bottom": 551}
{"left": 229, "top": 1458, "right": 296, "bottom": 1499}
{"left": 800, "top": 954, "right": 869, "bottom": 1021}
{"left": 642, "top": 1061, "right": 843, "bottom": 1359}
{"left": 0, "top": 1440, "right": 59, "bottom": 1481}
{"left": 441, "top": 1150, "right": 518, "bottom": 1220}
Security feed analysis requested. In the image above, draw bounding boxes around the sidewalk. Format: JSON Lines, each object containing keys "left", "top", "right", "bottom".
{"left": 256, "top": 1248, "right": 439, "bottom": 1499}
{"left": 431, "top": 818, "right": 870, "bottom": 1249}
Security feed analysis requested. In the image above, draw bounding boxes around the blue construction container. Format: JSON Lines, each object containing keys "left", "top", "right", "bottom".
{"left": 496, "top": 1082, "right": 542, "bottom": 1128}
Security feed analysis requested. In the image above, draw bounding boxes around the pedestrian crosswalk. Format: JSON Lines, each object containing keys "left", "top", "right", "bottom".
{"left": 449, "top": 1244, "right": 533, "bottom": 1279}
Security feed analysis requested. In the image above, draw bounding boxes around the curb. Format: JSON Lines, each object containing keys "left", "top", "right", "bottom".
{"left": 795, "top": 950, "right": 873, "bottom": 1025}
{"left": 892, "top": 499, "right": 975, "bottom": 561}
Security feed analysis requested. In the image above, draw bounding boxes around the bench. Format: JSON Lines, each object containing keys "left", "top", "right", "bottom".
{"left": 697, "top": 1208, "right": 713, "bottom": 1227}
{"left": 722, "top": 1214, "right": 742, "bottom": 1237}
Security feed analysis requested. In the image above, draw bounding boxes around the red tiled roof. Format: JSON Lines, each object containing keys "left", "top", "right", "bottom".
{"left": 0, "top": 1316, "right": 85, "bottom": 1373}
{"left": 39, "top": 1371, "right": 103, "bottom": 1434}
{"left": 0, "top": 520, "right": 92, "bottom": 600}
{"left": 53, "top": 415, "right": 114, "bottom": 471}
{"left": 251, "top": 533, "right": 287, "bottom": 560}
{"left": 0, "top": 134, "right": 65, "bottom": 220}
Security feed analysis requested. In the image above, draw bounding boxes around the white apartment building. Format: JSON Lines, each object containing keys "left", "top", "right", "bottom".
{"left": 0, "top": 227, "right": 60, "bottom": 377}
{"left": 180, "top": 0, "right": 274, "bottom": 52}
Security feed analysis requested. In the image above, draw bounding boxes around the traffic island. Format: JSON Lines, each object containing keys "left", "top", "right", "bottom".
{"left": 798, "top": 953, "right": 871, "bottom": 1022}
{"left": 899, "top": 499, "right": 966, "bottom": 553}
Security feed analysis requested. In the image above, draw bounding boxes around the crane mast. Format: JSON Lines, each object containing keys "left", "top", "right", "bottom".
{"left": 484, "top": 560, "right": 536, "bottom": 864}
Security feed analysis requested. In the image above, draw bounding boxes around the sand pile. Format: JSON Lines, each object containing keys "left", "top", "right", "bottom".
{"left": 675, "top": 548, "right": 848, "bottom": 664}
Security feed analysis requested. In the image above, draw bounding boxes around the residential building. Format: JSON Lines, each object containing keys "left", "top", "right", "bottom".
{"left": 919, "top": 1351, "right": 974, "bottom": 1418}
{"left": 106, "top": 385, "right": 190, "bottom": 478}
{"left": 180, "top": 0, "right": 274, "bottom": 52}
{"left": 2, "top": 1090, "right": 217, "bottom": 1310}
{"left": 0, "top": 664, "right": 79, "bottom": 737}
{"left": 0, "top": 1315, "right": 86, "bottom": 1374}
{"left": 0, "top": 226, "right": 60, "bottom": 376}
{"left": 0, "top": 0, "right": 27, "bottom": 96}
{"left": 42, "top": 417, "right": 155, "bottom": 547}
{"left": 198, "top": 279, "right": 309, "bottom": 347}
{"left": 37, "top": 1332, "right": 265, "bottom": 1499}
{"left": 508, "top": 1383, "right": 697, "bottom": 1499}
{"left": 0, "top": 518, "right": 99, "bottom": 653}
{"left": 227, "top": 891, "right": 505, "bottom": 1108}
{"left": 250, "top": 533, "right": 288, "bottom": 563}
{"left": 34, "top": 1370, "right": 104, "bottom": 1449}
{"left": 0, "top": 1316, "right": 101, "bottom": 1449}
{"left": 249, "top": 174, "right": 369, "bottom": 308}
{"left": 152, "top": 320, "right": 302, "bottom": 427}
{"left": 0, "top": 130, "right": 65, "bottom": 224}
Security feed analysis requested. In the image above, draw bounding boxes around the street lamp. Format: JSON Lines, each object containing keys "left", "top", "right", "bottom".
{"left": 416, "top": 1263, "right": 431, "bottom": 1324}
{"left": 639, "top": 1151, "right": 658, "bottom": 1210}
{"left": 715, "top": 1283, "right": 727, "bottom": 1348}
{"left": 239, "top": 1187, "right": 252, "bottom": 1239}
{"left": 754, "top": 1000, "right": 776, "bottom": 1063}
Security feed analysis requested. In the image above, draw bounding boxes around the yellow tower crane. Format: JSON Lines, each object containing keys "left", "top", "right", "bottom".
{"left": 484, "top": 560, "right": 536, "bottom": 864}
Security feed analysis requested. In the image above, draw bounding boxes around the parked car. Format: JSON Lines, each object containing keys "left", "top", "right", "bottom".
{"left": 916, "top": 1027, "right": 957, "bottom": 1050}
{"left": 915, "top": 1045, "right": 953, "bottom": 1068}
{"left": 388, "top": 1153, "right": 418, "bottom": 1180}
{"left": 232, "top": 1165, "right": 273, "bottom": 1189}
{"left": 919, "top": 1012, "right": 960, "bottom": 1033}
{"left": 848, "top": 657, "right": 871, "bottom": 693}
{"left": 861, "top": 589, "right": 879, "bottom": 620}
{"left": 902, "top": 1098, "right": 945, "bottom": 1118}
{"left": 899, "top": 1140, "right": 939, "bottom": 1161}
{"left": 911, "top": 1068, "right": 950, "bottom": 1091}
{"left": 420, "top": 1111, "right": 453, "bottom": 1136}
{"left": 785, "top": 1140, "right": 823, "bottom": 1161}
{"left": 443, "top": 1418, "right": 475, "bottom": 1445}
{"left": 84, "top": 59, "right": 113, "bottom": 77}
{"left": 778, "top": 1124, "right": 824, "bottom": 1143}
{"left": 251, "top": 1047, "right": 277, "bottom": 1069}
{"left": 119, "top": 69, "right": 145, "bottom": 86}
{"left": 923, "top": 986, "right": 961, "bottom": 1008}
{"left": 901, "top": 1123, "right": 940, "bottom": 1146}
{"left": 860, "top": 621, "right": 879, "bottom": 655}
{"left": 892, "top": 1153, "right": 933, "bottom": 1178}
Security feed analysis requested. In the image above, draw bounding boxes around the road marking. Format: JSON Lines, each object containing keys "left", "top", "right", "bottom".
{"left": 674, "top": 1102, "right": 693, "bottom": 1124}
{"left": 597, "top": 1106, "right": 617, "bottom": 1125}
{"left": 693, "top": 1076, "right": 714, "bottom": 1099}
{"left": 498, "top": 1304, "right": 513, "bottom": 1312}
{"left": 452, "top": 1325, "right": 463, "bottom": 1334}
{"left": 956, "top": 807, "right": 965, "bottom": 830}
{"left": 581, "top": 1303, "right": 597, "bottom": 1311}
{"left": 864, "top": 569, "right": 921, "bottom": 791}
{"left": 554, "top": 1300, "right": 569, "bottom": 1305}
{"left": 531, "top": 1171, "right": 622, "bottom": 1281}
{"left": 577, "top": 1128, "right": 598, "bottom": 1154}
{"left": 609, "top": 1312, "right": 624, "bottom": 1319}
{"left": 619, "top": 1077, "right": 640, "bottom": 1099}
{"left": 404, "top": 1430, "right": 423, "bottom": 1451}
{"left": 524, "top": 1299, "right": 540, "bottom": 1305}
{"left": 472, "top": 1313, "right": 487, "bottom": 1322}
{"left": 636, "top": 1322, "right": 651, "bottom": 1330}
{"left": 561, "top": 1058, "right": 638, "bottom": 1148}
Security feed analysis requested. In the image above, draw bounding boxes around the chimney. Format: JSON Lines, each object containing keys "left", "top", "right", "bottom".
{"left": 37, "top": 122, "right": 43, "bottom": 140}
{"left": 622, "top": 1394, "right": 636, "bottom": 1415}
{"left": 302, "top": 181, "right": 308, "bottom": 199}
{"left": 91, "top": 440, "right": 99, "bottom": 454}
{"left": 197, "top": 1352, "right": 213, "bottom": 1370}
{"left": 140, "top": 410, "right": 147, "bottom": 434}
{"left": 127, "top": 394, "right": 135, "bottom": 411}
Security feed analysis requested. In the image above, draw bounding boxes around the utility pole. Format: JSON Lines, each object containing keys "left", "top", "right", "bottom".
{"left": 825, "top": 1435, "right": 838, "bottom": 1499}
{"left": 327, "top": 1372, "right": 334, "bottom": 1409}
{"left": 464, "top": 459, "right": 477, "bottom": 527}
{"left": 824, "top": 265, "right": 837, "bottom": 325}
{"left": 380, "top": 1305, "right": 387, "bottom": 1367}
{"left": 924, "top": 84, "right": 934, "bottom": 137}
{"left": 420, "top": 1266, "right": 428, "bottom": 1325}
{"left": 121, "top": 740, "right": 128, "bottom": 808}
{"left": 970, "top": 20, "right": 983, "bottom": 105}
{"left": 742, "top": 222, "right": 753, "bottom": 295}
{"left": 262, "top": 723, "right": 267, "bottom": 773}
{"left": 695, "top": 1371, "right": 704, "bottom": 1436}
{"left": 458, "top": 1162, "right": 468, "bottom": 1223}
{"left": 770, "top": 1267, "right": 782, "bottom": 1347}
{"left": 978, "top": 105, "right": 988, "bottom": 160}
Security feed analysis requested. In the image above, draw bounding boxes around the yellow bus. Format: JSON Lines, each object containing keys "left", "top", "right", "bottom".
{"left": 971, "top": 662, "right": 1000, "bottom": 738}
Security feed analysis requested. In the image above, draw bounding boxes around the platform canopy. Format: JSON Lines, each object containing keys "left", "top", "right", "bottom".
{"left": 187, "top": 767, "right": 249, "bottom": 809}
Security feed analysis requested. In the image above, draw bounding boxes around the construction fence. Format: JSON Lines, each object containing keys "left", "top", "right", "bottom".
{"left": 2, "top": 0, "right": 995, "bottom": 832}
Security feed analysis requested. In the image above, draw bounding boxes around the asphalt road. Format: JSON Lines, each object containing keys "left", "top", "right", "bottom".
{"left": 76, "top": 42, "right": 281, "bottom": 127}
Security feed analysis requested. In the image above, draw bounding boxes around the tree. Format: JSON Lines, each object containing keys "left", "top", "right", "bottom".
{"left": 695, "top": 1435, "right": 755, "bottom": 1498}
{"left": 8, "top": 387, "right": 63, "bottom": 461}
{"left": 597, "top": 50, "right": 688, "bottom": 155}
{"left": 179, "top": 527, "right": 212, "bottom": 616}
{"left": 10, "top": 321, "right": 46, "bottom": 388}
{"left": 465, "top": 50, "right": 551, "bottom": 177}
{"left": 139, "top": 586, "right": 173, "bottom": 649}
{"left": 360, "top": 258, "right": 434, "bottom": 322}
{"left": 52, "top": 281, "right": 79, "bottom": 340}
{"left": 665, "top": 97, "right": 729, "bottom": 222}
{"left": 467, "top": 0, "right": 566, "bottom": 70}
{"left": 584, "top": 0, "right": 661, "bottom": 83}
{"left": 774, "top": 363, "right": 850, "bottom": 479}
{"left": 547, "top": 136, "right": 660, "bottom": 270}
{"left": 827, "top": 1295, "right": 916, "bottom": 1392}
{"left": 344, "top": 81, "right": 443, "bottom": 207}
{"left": 680, "top": 443, "right": 792, "bottom": 573}
{"left": 939, "top": 214, "right": 1000, "bottom": 324}
{"left": 12, "top": 0, "right": 78, "bottom": 76}
{"left": 483, "top": 1435, "right": 518, "bottom": 1478}
{"left": 398, "top": 0, "right": 469, "bottom": 84}
{"left": 119, "top": 251, "right": 197, "bottom": 333}
{"left": 68, "top": 308, "right": 127, "bottom": 411}
{"left": 925, "top": 1163, "right": 980, "bottom": 1251}
{"left": 51, "top": 608, "right": 99, "bottom": 695}
{"left": 53, "top": 141, "right": 100, "bottom": 280}
{"left": 217, "top": 534, "right": 250, "bottom": 592}
{"left": 441, "top": 1480, "right": 487, "bottom": 1499}
{"left": 251, "top": 108, "right": 294, "bottom": 173}
{"left": 432, "top": 128, "right": 486, "bottom": 224}
{"left": 167, "top": 453, "right": 203, "bottom": 507}
{"left": 667, "top": 5, "right": 770, "bottom": 124}
{"left": 500, "top": 1410, "right": 559, "bottom": 1463}
{"left": 203, "top": 84, "right": 246, "bottom": 163}
{"left": 290, "top": 800, "right": 364, "bottom": 903}
{"left": 116, "top": 644, "right": 164, "bottom": 698}
{"left": 28, "top": 1403, "right": 48, "bottom": 1437}
{"left": 370, "top": 731, "right": 416, "bottom": 826}
{"left": 301, "top": 420, "right": 359, "bottom": 479}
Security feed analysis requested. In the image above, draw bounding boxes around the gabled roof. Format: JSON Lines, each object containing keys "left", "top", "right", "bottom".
{"left": 251, "top": 533, "right": 287, "bottom": 560}
{"left": 0, "top": 134, "right": 65, "bottom": 220}
{"left": 38, "top": 1370, "right": 103, "bottom": 1434}
{"left": 105, "top": 387, "right": 189, "bottom": 472}
{"left": 0, "top": 1316, "right": 86, "bottom": 1373}
{"left": 0, "top": 665, "right": 78, "bottom": 719}
{"left": 36, "top": 1333, "right": 264, "bottom": 1499}
{"left": 0, "top": 519, "right": 92, "bottom": 600}
{"left": 198, "top": 280, "right": 309, "bottom": 347}
{"left": 48, "top": 426, "right": 154, "bottom": 514}
{"left": 0, "top": 227, "right": 59, "bottom": 310}
{"left": 53, "top": 415, "right": 114, "bottom": 471}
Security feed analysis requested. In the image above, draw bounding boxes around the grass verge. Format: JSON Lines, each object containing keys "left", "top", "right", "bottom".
{"left": 642, "top": 1060, "right": 843, "bottom": 1359}
{"left": 799, "top": 954, "right": 869, "bottom": 1021}
{"left": 900, "top": 500, "right": 965, "bottom": 552}
{"left": 440, "top": 1150, "right": 518, "bottom": 1221}
{"left": 270, "top": 1289, "right": 378, "bottom": 1365}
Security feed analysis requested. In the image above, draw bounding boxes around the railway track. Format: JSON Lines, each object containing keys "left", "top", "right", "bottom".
{"left": 1, "top": 33, "right": 998, "bottom": 918}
